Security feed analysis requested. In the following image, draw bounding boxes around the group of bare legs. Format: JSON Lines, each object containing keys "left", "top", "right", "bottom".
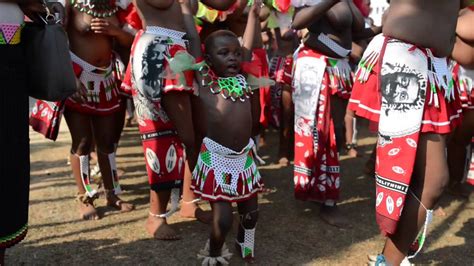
{"left": 67, "top": 89, "right": 213, "bottom": 239}
{"left": 67, "top": 98, "right": 134, "bottom": 220}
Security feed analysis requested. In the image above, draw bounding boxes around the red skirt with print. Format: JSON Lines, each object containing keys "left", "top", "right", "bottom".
{"left": 348, "top": 56, "right": 462, "bottom": 134}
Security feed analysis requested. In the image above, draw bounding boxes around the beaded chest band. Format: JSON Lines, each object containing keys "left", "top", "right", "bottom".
{"left": 71, "top": 0, "right": 118, "bottom": 18}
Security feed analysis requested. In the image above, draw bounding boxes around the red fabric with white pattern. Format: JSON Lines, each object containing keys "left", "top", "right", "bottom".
{"left": 293, "top": 49, "right": 340, "bottom": 202}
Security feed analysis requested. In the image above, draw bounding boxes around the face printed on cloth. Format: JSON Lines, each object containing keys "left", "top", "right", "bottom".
{"left": 381, "top": 62, "right": 426, "bottom": 116}
{"left": 301, "top": 67, "right": 318, "bottom": 93}
{"left": 141, "top": 38, "right": 167, "bottom": 91}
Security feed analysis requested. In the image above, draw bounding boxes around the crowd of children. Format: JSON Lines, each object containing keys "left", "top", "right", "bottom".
{"left": 2, "top": 0, "right": 474, "bottom": 265}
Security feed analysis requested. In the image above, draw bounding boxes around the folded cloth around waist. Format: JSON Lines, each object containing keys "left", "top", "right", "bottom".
{"left": 349, "top": 34, "right": 462, "bottom": 133}
{"left": 69, "top": 51, "right": 119, "bottom": 104}
{"left": 145, "top": 26, "right": 187, "bottom": 47}
{"left": 192, "top": 137, "right": 263, "bottom": 200}
{"left": 293, "top": 45, "right": 353, "bottom": 99}
{"left": 356, "top": 34, "right": 455, "bottom": 104}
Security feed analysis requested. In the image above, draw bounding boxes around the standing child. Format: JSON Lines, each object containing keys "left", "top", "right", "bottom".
{"left": 268, "top": 8, "right": 296, "bottom": 165}
{"left": 447, "top": 6, "right": 474, "bottom": 198}
{"left": 124, "top": 0, "right": 205, "bottom": 240}
{"left": 181, "top": 0, "right": 265, "bottom": 264}
{"left": 291, "top": 0, "right": 366, "bottom": 227}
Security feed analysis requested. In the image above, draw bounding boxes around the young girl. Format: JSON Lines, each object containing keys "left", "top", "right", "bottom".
{"left": 181, "top": 0, "right": 264, "bottom": 264}
{"left": 267, "top": 9, "right": 296, "bottom": 165}
{"left": 291, "top": 0, "right": 366, "bottom": 227}
{"left": 448, "top": 7, "right": 474, "bottom": 198}
{"left": 64, "top": 0, "right": 135, "bottom": 220}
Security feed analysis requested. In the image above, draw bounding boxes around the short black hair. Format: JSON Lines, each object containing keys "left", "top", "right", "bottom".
{"left": 204, "top": 30, "right": 239, "bottom": 54}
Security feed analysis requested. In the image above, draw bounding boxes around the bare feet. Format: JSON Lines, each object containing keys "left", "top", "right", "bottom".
{"left": 146, "top": 215, "right": 180, "bottom": 240}
{"left": 319, "top": 204, "right": 352, "bottom": 228}
{"left": 235, "top": 243, "right": 256, "bottom": 264}
{"left": 180, "top": 201, "right": 213, "bottom": 224}
{"left": 125, "top": 117, "right": 133, "bottom": 127}
{"left": 278, "top": 156, "right": 290, "bottom": 166}
{"left": 125, "top": 117, "right": 136, "bottom": 127}
{"left": 347, "top": 148, "right": 358, "bottom": 158}
{"left": 434, "top": 206, "right": 447, "bottom": 217}
{"left": 76, "top": 194, "right": 100, "bottom": 220}
{"left": 106, "top": 193, "right": 135, "bottom": 212}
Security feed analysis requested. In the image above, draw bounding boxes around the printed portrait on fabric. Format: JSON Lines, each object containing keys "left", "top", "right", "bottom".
{"left": 378, "top": 41, "right": 428, "bottom": 139}
{"left": 293, "top": 57, "right": 326, "bottom": 121}
{"left": 133, "top": 34, "right": 170, "bottom": 102}
{"left": 381, "top": 62, "right": 426, "bottom": 115}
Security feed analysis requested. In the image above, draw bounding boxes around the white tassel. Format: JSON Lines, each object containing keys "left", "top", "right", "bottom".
{"left": 197, "top": 240, "right": 233, "bottom": 266}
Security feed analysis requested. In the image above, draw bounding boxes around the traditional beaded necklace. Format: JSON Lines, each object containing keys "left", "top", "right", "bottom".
{"left": 71, "top": 0, "right": 118, "bottom": 18}
{"left": 206, "top": 69, "right": 254, "bottom": 102}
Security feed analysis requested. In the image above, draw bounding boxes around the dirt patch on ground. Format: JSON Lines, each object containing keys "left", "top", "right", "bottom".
{"left": 5, "top": 124, "right": 474, "bottom": 265}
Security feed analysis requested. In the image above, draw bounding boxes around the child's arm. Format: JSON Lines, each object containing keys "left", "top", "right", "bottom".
{"left": 200, "top": 0, "right": 236, "bottom": 11}
{"left": 291, "top": 0, "right": 340, "bottom": 30}
{"left": 456, "top": 9, "right": 474, "bottom": 43}
{"left": 352, "top": 26, "right": 382, "bottom": 41}
{"left": 242, "top": 0, "right": 262, "bottom": 61}
{"left": 180, "top": 0, "right": 206, "bottom": 89}
{"left": 345, "top": 0, "right": 365, "bottom": 33}
{"left": 90, "top": 18, "right": 134, "bottom": 48}
{"left": 180, "top": 0, "right": 202, "bottom": 59}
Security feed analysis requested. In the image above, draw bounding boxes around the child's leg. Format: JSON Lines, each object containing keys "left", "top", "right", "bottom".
{"left": 147, "top": 189, "right": 180, "bottom": 240}
{"left": 278, "top": 83, "right": 294, "bottom": 165}
{"left": 64, "top": 109, "right": 98, "bottom": 220}
{"left": 382, "top": 133, "right": 449, "bottom": 265}
{"left": 364, "top": 145, "right": 377, "bottom": 176}
{"left": 168, "top": 93, "right": 211, "bottom": 223}
{"left": 161, "top": 92, "right": 197, "bottom": 168}
{"left": 92, "top": 113, "right": 134, "bottom": 212}
{"left": 125, "top": 97, "right": 136, "bottom": 127}
{"left": 236, "top": 196, "right": 259, "bottom": 263}
{"left": 113, "top": 98, "right": 127, "bottom": 151}
{"left": 447, "top": 110, "right": 474, "bottom": 197}
{"left": 344, "top": 108, "right": 358, "bottom": 157}
{"left": 162, "top": 92, "right": 212, "bottom": 223}
{"left": 330, "top": 95, "right": 348, "bottom": 153}
{"left": 209, "top": 201, "right": 234, "bottom": 256}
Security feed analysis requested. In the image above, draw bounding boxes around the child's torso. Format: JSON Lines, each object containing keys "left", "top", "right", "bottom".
{"left": 199, "top": 85, "right": 253, "bottom": 152}
{"left": 67, "top": 8, "right": 119, "bottom": 67}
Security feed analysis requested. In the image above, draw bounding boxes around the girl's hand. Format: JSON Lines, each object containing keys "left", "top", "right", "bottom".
{"left": 71, "top": 80, "right": 88, "bottom": 103}
{"left": 90, "top": 18, "right": 120, "bottom": 36}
